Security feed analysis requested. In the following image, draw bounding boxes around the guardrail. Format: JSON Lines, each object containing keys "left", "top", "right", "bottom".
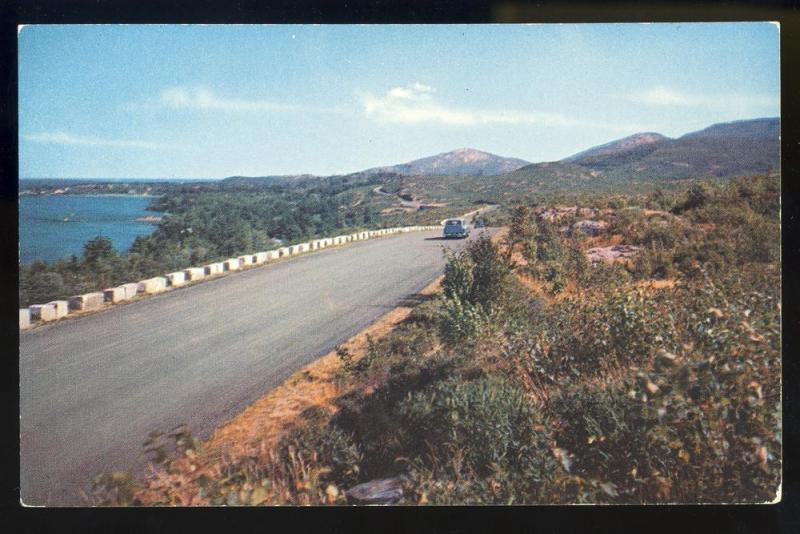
{"left": 20, "top": 224, "right": 441, "bottom": 331}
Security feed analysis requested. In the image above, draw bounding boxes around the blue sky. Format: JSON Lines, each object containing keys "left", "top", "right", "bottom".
{"left": 18, "top": 23, "right": 779, "bottom": 178}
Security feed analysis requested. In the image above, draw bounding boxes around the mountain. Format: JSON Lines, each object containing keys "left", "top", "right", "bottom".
{"left": 563, "top": 132, "right": 670, "bottom": 169}
{"left": 679, "top": 117, "right": 779, "bottom": 140}
{"left": 364, "top": 148, "right": 530, "bottom": 177}
{"left": 559, "top": 117, "right": 779, "bottom": 181}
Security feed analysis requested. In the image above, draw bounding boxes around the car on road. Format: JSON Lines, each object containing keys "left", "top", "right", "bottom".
{"left": 443, "top": 218, "right": 470, "bottom": 239}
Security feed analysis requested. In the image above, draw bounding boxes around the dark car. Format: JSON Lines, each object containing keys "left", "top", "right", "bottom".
{"left": 443, "top": 218, "right": 470, "bottom": 239}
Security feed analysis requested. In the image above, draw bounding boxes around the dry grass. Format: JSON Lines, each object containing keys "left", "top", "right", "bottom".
{"left": 635, "top": 279, "right": 677, "bottom": 291}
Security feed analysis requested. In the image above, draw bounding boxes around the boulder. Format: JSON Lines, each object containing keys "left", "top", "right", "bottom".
{"left": 345, "top": 477, "right": 403, "bottom": 505}
{"left": 586, "top": 244, "right": 640, "bottom": 264}
{"left": 572, "top": 220, "right": 609, "bottom": 237}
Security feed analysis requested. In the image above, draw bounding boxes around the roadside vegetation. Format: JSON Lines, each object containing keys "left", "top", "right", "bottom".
{"left": 91, "top": 174, "right": 780, "bottom": 505}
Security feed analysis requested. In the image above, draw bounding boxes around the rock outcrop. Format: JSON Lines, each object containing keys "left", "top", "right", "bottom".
{"left": 586, "top": 244, "right": 640, "bottom": 264}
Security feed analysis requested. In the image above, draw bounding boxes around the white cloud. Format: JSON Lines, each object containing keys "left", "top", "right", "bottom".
{"left": 629, "top": 86, "right": 778, "bottom": 109}
{"left": 159, "top": 86, "right": 302, "bottom": 112}
{"left": 125, "top": 86, "right": 344, "bottom": 115}
{"left": 635, "top": 86, "right": 693, "bottom": 106}
{"left": 23, "top": 131, "right": 184, "bottom": 150}
{"left": 361, "top": 83, "right": 644, "bottom": 132}
{"left": 387, "top": 82, "right": 435, "bottom": 101}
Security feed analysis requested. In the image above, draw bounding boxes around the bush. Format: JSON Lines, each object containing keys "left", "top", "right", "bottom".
{"left": 635, "top": 223, "right": 679, "bottom": 249}
{"left": 467, "top": 234, "right": 512, "bottom": 308}
{"left": 739, "top": 215, "right": 779, "bottom": 263}
{"left": 548, "top": 269, "right": 780, "bottom": 503}
{"left": 277, "top": 424, "right": 363, "bottom": 488}
{"left": 633, "top": 245, "right": 676, "bottom": 280}
{"left": 437, "top": 295, "right": 491, "bottom": 347}
{"left": 399, "top": 377, "right": 559, "bottom": 503}
{"left": 549, "top": 384, "right": 677, "bottom": 503}
{"left": 442, "top": 250, "right": 474, "bottom": 303}
{"left": 441, "top": 233, "right": 510, "bottom": 312}
{"left": 673, "top": 183, "right": 711, "bottom": 213}
{"left": 332, "top": 351, "right": 456, "bottom": 479}
{"left": 529, "top": 289, "right": 676, "bottom": 383}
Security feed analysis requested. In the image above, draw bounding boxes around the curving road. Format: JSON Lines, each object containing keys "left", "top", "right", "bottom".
{"left": 20, "top": 228, "right": 493, "bottom": 506}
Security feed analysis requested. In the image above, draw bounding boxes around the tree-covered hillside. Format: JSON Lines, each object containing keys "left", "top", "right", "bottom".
{"left": 18, "top": 175, "right": 460, "bottom": 307}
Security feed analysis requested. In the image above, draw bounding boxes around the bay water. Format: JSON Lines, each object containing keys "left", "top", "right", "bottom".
{"left": 19, "top": 195, "right": 163, "bottom": 265}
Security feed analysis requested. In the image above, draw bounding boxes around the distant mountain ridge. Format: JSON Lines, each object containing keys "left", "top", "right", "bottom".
{"left": 679, "top": 117, "right": 779, "bottom": 140}
{"left": 364, "top": 148, "right": 530, "bottom": 177}
{"left": 554, "top": 117, "right": 779, "bottom": 182}
{"left": 563, "top": 132, "right": 670, "bottom": 170}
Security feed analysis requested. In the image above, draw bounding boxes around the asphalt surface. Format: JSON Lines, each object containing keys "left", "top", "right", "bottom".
{"left": 20, "top": 228, "right": 494, "bottom": 506}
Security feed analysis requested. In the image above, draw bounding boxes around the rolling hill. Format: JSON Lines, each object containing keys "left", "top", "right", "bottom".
{"left": 375, "top": 117, "right": 780, "bottom": 205}
{"left": 562, "top": 132, "right": 669, "bottom": 169}
{"left": 561, "top": 117, "right": 779, "bottom": 181}
{"left": 363, "top": 148, "right": 530, "bottom": 177}
{"left": 203, "top": 117, "right": 779, "bottom": 208}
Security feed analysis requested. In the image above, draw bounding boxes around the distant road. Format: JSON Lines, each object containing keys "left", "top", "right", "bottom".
{"left": 20, "top": 228, "right": 494, "bottom": 505}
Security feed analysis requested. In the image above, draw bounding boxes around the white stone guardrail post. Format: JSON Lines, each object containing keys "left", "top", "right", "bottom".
{"left": 20, "top": 224, "right": 443, "bottom": 330}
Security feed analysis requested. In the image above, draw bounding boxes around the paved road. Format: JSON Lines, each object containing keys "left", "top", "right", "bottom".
{"left": 20, "top": 229, "right": 493, "bottom": 506}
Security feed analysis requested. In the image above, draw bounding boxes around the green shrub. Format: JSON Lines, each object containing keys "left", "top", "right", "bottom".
{"left": 332, "top": 351, "right": 456, "bottom": 479}
{"left": 633, "top": 245, "right": 676, "bottom": 280}
{"left": 548, "top": 270, "right": 780, "bottom": 503}
{"left": 437, "top": 295, "right": 491, "bottom": 347}
{"left": 441, "top": 233, "right": 511, "bottom": 312}
{"left": 407, "top": 298, "right": 442, "bottom": 327}
{"left": 673, "top": 183, "right": 711, "bottom": 213}
{"left": 530, "top": 289, "right": 675, "bottom": 383}
{"left": 399, "top": 377, "right": 555, "bottom": 491}
{"left": 467, "top": 234, "right": 512, "bottom": 307}
{"left": 442, "top": 250, "right": 474, "bottom": 303}
{"left": 739, "top": 215, "right": 779, "bottom": 263}
{"left": 635, "top": 223, "right": 679, "bottom": 249}
{"left": 549, "top": 384, "right": 677, "bottom": 503}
